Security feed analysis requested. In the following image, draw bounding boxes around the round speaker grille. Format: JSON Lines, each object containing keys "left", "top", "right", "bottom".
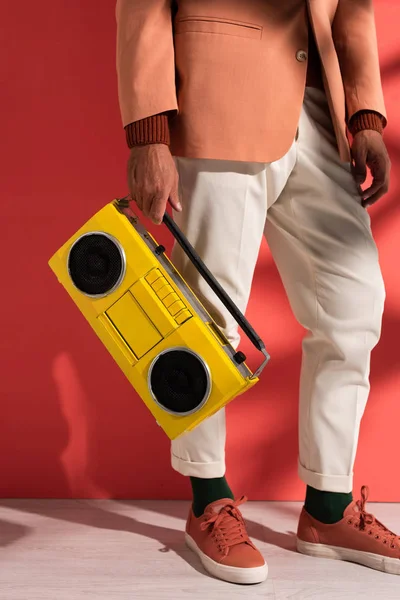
{"left": 149, "top": 349, "right": 211, "bottom": 416}
{"left": 68, "top": 233, "right": 125, "bottom": 297}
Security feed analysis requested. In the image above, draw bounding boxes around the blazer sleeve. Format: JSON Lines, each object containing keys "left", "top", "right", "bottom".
{"left": 115, "top": 0, "right": 179, "bottom": 128}
{"left": 332, "top": 0, "right": 387, "bottom": 128}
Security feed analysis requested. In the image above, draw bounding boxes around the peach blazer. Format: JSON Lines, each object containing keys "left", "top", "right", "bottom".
{"left": 115, "top": 0, "right": 386, "bottom": 163}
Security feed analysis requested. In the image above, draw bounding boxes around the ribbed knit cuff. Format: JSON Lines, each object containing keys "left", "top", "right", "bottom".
{"left": 125, "top": 113, "right": 170, "bottom": 148}
{"left": 348, "top": 111, "right": 385, "bottom": 136}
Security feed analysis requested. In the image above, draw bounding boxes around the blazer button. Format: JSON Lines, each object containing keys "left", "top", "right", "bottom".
{"left": 296, "top": 50, "right": 308, "bottom": 62}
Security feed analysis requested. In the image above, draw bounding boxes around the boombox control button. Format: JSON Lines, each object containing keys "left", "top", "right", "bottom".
{"left": 175, "top": 309, "right": 192, "bottom": 324}
{"left": 145, "top": 268, "right": 162, "bottom": 285}
{"left": 163, "top": 292, "right": 180, "bottom": 308}
{"left": 157, "top": 284, "right": 174, "bottom": 300}
{"left": 233, "top": 351, "right": 246, "bottom": 365}
{"left": 168, "top": 300, "right": 186, "bottom": 316}
{"left": 152, "top": 277, "right": 169, "bottom": 292}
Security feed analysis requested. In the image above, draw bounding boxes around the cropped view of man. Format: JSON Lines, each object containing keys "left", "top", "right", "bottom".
{"left": 115, "top": 0, "right": 397, "bottom": 584}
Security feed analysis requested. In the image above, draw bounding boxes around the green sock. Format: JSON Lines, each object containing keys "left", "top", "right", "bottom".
{"left": 304, "top": 485, "right": 353, "bottom": 524}
{"left": 190, "top": 476, "right": 235, "bottom": 518}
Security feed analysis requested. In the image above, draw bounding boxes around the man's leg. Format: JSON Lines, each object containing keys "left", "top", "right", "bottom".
{"left": 170, "top": 156, "right": 267, "bottom": 515}
{"left": 168, "top": 149, "right": 296, "bottom": 584}
{"left": 170, "top": 149, "right": 296, "bottom": 510}
{"left": 169, "top": 156, "right": 268, "bottom": 509}
{"left": 264, "top": 87, "right": 385, "bottom": 504}
{"left": 262, "top": 89, "right": 400, "bottom": 575}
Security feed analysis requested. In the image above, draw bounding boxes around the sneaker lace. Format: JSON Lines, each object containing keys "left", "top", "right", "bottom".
{"left": 355, "top": 485, "right": 400, "bottom": 548}
{"left": 200, "top": 495, "right": 255, "bottom": 557}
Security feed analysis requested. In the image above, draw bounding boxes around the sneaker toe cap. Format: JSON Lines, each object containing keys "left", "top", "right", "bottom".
{"left": 221, "top": 543, "right": 266, "bottom": 568}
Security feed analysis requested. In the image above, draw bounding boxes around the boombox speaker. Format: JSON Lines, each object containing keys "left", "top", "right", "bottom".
{"left": 48, "top": 197, "right": 270, "bottom": 439}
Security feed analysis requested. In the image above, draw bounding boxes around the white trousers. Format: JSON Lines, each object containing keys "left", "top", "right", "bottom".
{"left": 170, "top": 88, "right": 386, "bottom": 493}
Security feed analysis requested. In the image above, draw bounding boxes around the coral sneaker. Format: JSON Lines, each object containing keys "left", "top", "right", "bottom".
{"left": 185, "top": 495, "right": 268, "bottom": 584}
{"left": 297, "top": 485, "right": 400, "bottom": 575}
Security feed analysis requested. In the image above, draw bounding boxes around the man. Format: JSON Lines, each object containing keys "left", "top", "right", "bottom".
{"left": 115, "top": 0, "right": 398, "bottom": 584}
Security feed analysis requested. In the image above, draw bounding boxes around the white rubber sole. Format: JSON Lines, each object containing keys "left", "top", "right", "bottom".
{"left": 185, "top": 532, "right": 268, "bottom": 584}
{"left": 297, "top": 538, "right": 400, "bottom": 576}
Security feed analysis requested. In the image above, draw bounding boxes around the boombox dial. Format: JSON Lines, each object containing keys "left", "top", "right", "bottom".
{"left": 148, "top": 348, "right": 211, "bottom": 416}
{"left": 67, "top": 232, "right": 126, "bottom": 298}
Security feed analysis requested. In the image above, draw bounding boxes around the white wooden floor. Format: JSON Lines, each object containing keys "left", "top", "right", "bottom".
{"left": 0, "top": 499, "right": 399, "bottom": 600}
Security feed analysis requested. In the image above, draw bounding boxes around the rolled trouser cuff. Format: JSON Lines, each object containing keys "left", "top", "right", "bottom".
{"left": 298, "top": 460, "right": 353, "bottom": 493}
{"left": 171, "top": 451, "right": 226, "bottom": 478}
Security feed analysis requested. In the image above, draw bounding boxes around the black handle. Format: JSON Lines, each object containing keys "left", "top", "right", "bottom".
{"left": 162, "top": 211, "right": 265, "bottom": 352}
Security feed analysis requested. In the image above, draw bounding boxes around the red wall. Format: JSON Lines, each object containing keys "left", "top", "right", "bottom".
{"left": 1, "top": 1, "right": 399, "bottom": 501}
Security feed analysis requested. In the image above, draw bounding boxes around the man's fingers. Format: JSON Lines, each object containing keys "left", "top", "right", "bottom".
{"left": 140, "top": 192, "right": 152, "bottom": 218}
{"left": 168, "top": 179, "right": 182, "bottom": 212}
{"left": 351, "top": 145, "right": 368, "bottom": 185}
{"left": 168, "top": 192, "right": 182, "bottom": 212}
{"left": 362, "top": 190, "right": 383, "bottom": 208}
{"left": 148, "top": 194, "right": 168, "bottom": 225}
{"left": 361, "top": 155, "right": 389, "bottom": 206}
{"left": 144, "top": 184, "right": 178, "bottom": 224}
{"left": 127, "top": 173, "right": 142, "bottom": 209}
{"left": 135, "top": 193, "right": 143, "bottom": 211}
{"left": 362, "top": 177, "right": 387, "bottom": 201}
{"left": 362, "top": 153, "right": 390, "bottom": 201}
{"left": 350, "top": 131, "right": 391, "bottom": 208}
{"left": 362, "top": 180, "right": 389, "bottom": 207}
{"left": 127, "top": 185, "right": 142, "bottom": 210}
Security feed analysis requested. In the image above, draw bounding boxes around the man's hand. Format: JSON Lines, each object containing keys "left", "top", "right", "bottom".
{"left": 127, "top": 144, "right": 182, "bottom": 225}
{"left": 351, "top": 130, "right": 391, "bottom": 208}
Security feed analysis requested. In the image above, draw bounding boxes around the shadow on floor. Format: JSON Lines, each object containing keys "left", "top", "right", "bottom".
{"left": 0, "top": 518, "right": 32, "bottom": 548}
{"left": 0, "top": 499, "right": 298, "bottom": 577}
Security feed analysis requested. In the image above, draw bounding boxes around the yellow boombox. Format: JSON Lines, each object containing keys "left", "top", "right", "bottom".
{"left": 48, "top": 197, "right": 270, "bottom": 439}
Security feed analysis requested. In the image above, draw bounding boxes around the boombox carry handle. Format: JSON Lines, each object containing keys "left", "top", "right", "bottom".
{"left": 117, "top": 196, "right": 270, "bottom": 379}
{"left": 162, "top": 212, "right": 270, "bottom": 380}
